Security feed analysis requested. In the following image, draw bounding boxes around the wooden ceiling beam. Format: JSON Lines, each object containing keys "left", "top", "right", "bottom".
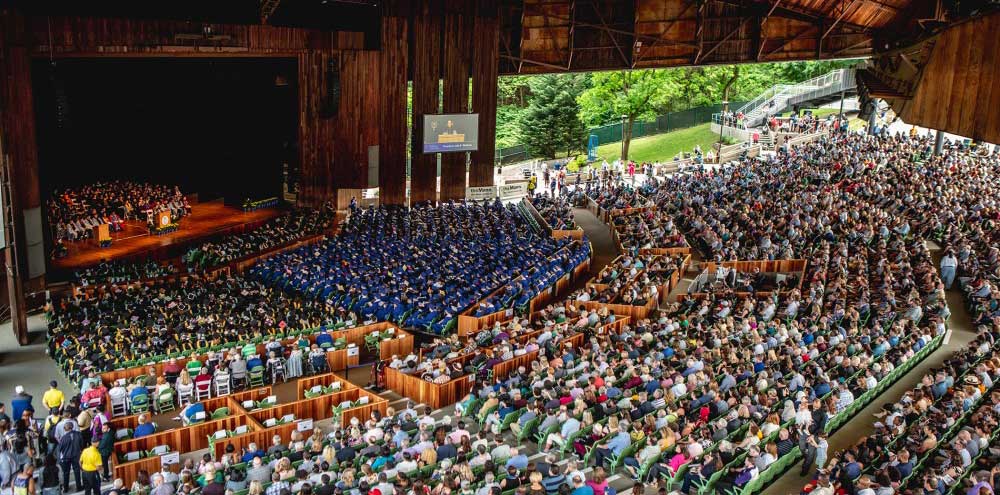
{"left": 529, "top": 9, "right": 700, "bottom": 48}
{"left": 822, "top": 0, "right": 861, "bottom": 39}
{"left": 588, "top": 0, "right": 631, "bottom": 68}
{"left": 697, "top": 16, "right": 753, "bottom": 63}
{"left": 501, "top": 54, "right": 578, "bottom": 72}
{"left": 757, "top": 0, "right": 784, "bottom": 60}
{"left": 260, "top": 0, "right": 282, "bottom": 23}
{"left": 631, "top": 0, "right": 698, "bottom": 67}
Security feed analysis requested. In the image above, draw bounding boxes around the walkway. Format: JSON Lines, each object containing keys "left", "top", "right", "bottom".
{"left": 572, "top": 206, "right": 620, "bottom": 279}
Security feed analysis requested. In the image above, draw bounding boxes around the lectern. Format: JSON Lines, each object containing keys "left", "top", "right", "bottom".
{"left": 95, "top": 223, "right": 110, "bottom": 243}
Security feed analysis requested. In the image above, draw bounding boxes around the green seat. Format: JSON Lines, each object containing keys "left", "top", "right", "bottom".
{"left": 156, "top": 389, "right": 176, "bottom": 414}
{"left": 212, "top": 407, "right": 230, "bottom": 419}
{"left": 516, "top": 417, "right": 540, "bottom": 444}
{"left": 186, "top": 360, "right": 203, "bottom": 374}
{"left": 130, "top": 393, "right": 151, "bottom": 414}
{"left": 364, "top": 334, "right": 380, "bottom": 352}
{"left": 249, "top": 366, "right": 265, "bottom": 388}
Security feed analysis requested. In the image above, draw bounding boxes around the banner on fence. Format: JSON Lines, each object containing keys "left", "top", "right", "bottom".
{"left": 499, "top": 183, "right": 528, "bottom": 200}
{"left": 466, "top": 186, "right": 498, "bottom": 201}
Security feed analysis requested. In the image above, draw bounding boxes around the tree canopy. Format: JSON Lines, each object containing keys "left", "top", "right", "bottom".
{"left": 496, "top": 59, "right": 859, "bottom": 157}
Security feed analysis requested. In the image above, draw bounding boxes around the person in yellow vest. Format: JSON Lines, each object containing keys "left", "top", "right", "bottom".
{"left": 80, "top": 437, "right": 103, "bottom": 495}
{"left": 43, "top": 381, "right": 65, "bottom": 411}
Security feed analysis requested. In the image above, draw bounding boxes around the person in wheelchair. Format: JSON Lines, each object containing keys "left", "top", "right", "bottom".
{"left": 309, "top": 345, "right": 329, "bottom": 374}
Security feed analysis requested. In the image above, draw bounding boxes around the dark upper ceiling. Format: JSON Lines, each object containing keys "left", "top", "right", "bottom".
{"left": 3, "top": 0, "right": 380, "bottom": 32}
{"left": 3, "top": 0, "right": 993, "bottom": 74}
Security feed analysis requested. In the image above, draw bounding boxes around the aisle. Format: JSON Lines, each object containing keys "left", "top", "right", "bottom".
{"left": 571, "top": 206, "right": 620, "bottom": 280}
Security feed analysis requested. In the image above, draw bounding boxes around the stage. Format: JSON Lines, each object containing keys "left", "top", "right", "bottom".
{"left": 50, "top": 199, "right": 284, "bottom": 274}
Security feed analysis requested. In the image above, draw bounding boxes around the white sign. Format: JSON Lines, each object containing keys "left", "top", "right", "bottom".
{"left": 499, "top": 183, "right": 528, "bottom": 200}
{"left": 297, "top": 419, "right": 314, "bottom": 432}
{"left": 161, "top": 452, "right": 180, "bottom": 468}
{"left": 347, "top": 347, "right": 359, "bottom": 357}
{"left": 466, "top": 186, "right": 497, "bottom": 201}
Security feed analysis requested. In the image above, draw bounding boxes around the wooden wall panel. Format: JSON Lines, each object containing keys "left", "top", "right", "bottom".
{"left": 470, "top": 0, "right": 500, "bottom": 187}
{"left": 904, "top": 12, "right": 1000, "bottom": 145}
{"left": 333, "top": 50, "right": 380, "bottom": 191}
{"left": 0, "top": 45, "right": 40, "bottom": 209}
{"left": 439, "top": 0, "right": 473, "bottom": 201}
{"left": 378, "top": 15, "right": 409, "bottom": 205}
{"left": 0, "top": 11, "right": 386, "bottom": 207}
{"left": 298, "top": 51, "right": 334, "bottom": 205}
{"left": 409, "top": 0, "right": 442, "bottom": 204}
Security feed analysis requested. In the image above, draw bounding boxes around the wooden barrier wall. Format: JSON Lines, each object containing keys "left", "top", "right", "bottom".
{"left": 113, "top": 414, "right": 256, "bottom": 483}
{"left": 457, "top": 250, "right": 591, "bottom": 337}
{"left": 295, "top": 373, "right": 352, "bottom": 399}
{"left": 384, "top": 367, "right": 476, "bottom": 410}
{"left": 900, "top": 12, "right": 1000, "bottom": 146}
{"left": 99, "top": 323, "right": 412, "bottom": 385}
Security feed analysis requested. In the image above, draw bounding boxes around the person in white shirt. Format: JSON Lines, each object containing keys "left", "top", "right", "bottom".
{"left": 939, "top": 249, "right": 958, "bottom": 289}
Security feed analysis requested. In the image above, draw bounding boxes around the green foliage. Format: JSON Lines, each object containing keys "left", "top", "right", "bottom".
{"left": 577, "top": 70, "right": 677, "bottom": 127}
{"left": 518, "top": 74, "right": 588, "bottom": 159}
{"left": 496, "top": 104, "right": 525, "bottom": 149}
{"left": 565, "top": 154, "right": 588, "bottom": 173}
{"left": 497, "top": 60, "right": 862, "bottom": 158}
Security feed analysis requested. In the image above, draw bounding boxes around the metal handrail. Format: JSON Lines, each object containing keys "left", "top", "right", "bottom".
{"left": 715, "top": 69, "right": 856, "bottom": 128}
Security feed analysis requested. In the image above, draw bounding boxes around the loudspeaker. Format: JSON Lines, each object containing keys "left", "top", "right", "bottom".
{"left": 320, "top": 60, "right": 341, "bottom": 119}
{"left": 23, "top": 207, "right": 45, "bottom": 279}
{"left": 368, "top": 145, "right": 379, "bottom": 188}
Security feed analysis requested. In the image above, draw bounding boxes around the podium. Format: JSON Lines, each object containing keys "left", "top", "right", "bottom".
{"left": 156, "top": 211, "right": 172, "bottom": 229}
{"left": 94, "top": 223, "right": 110, "bottom": 243}
{"left": 437, "top": 133, "right": 465, "bottom": 143}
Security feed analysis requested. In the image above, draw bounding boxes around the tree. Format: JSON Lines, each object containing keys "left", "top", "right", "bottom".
{"left": 578, "top": 69, "right": 677, "bottom": 162}
{"left": 518, "top": 74, "right": 588, "bottom": 159}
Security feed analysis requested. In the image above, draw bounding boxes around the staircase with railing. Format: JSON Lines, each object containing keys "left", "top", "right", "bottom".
{"left": 713, "top": 68, "right": 857, "bottom": 129}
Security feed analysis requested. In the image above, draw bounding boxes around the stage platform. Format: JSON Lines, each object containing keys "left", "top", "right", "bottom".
{"left": 50, "top": 199, "right": 284, "bottom": 274}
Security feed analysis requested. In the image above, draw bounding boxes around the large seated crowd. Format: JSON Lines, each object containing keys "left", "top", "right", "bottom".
{"left": 48, "top": 182, "right": 190, "bottom": 242}
{"left": 249, "top": 201, "right": 589, "bottom": 334}
{"left": 48, "top": 274, "right": 340, "bottom": 380}
{"left": 20, "top": 128, "right": 1000, "bottom": 495}
{"left": 69, "top": 205, "right": 335, "bottom": 287}
{"left": 183, "top": 206, "right": 335, "bottom": 272}
{"left": 528, "top": 195, "right": 576, "bottom": 231}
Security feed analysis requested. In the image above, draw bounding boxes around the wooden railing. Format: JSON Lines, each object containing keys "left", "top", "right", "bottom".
{"left": 387, "top": 330, "right": 588, "bottom": 409}
{"left": 110, "top": 372, "right": 385, "bottom": 487}
{"left": 573, "top": 250, "right": 691, "bottom": 321}
{"left": 69, "top": 234, "right": 327, "bottom": 297}
{"left": 99, "top": 322, "right": 413, "bottom": 386}
{"left": 456, "top": 248, "right": 592, "bottom": 337}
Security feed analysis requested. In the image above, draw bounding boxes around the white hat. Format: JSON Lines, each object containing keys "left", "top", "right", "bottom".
{"left": 14, "top": 386, "right": 23, "bottom": 394}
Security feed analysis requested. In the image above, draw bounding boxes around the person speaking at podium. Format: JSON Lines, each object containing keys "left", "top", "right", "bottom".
{"left": 434, "top": 119, "right": 459, "bottom": 140}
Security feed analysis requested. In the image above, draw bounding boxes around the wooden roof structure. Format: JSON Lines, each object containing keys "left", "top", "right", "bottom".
{"left": 497, "top": 0, "right": 931, "bottom": 74}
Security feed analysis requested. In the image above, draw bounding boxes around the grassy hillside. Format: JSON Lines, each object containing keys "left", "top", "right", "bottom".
{"left": 595, "top": 123, "right": 719, "bottom": 163}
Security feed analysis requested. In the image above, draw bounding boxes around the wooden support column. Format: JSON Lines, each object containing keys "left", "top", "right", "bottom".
{"left": 377, "top": 12, "right": 410, "bottom": 206}
{"left": 439, "top": 0, "right": 473, "bottom": 201}
{"left": 409, "top": 0, "right": 443, "bottom": 204}
{"left": 470, "top": 0, "right": 500, "bottom": 187}
{"left": 0, "top": 13, "right": 37, "bottom": 345}
{"left": 298, "top": 51, "right": 335, "bottom": 206}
